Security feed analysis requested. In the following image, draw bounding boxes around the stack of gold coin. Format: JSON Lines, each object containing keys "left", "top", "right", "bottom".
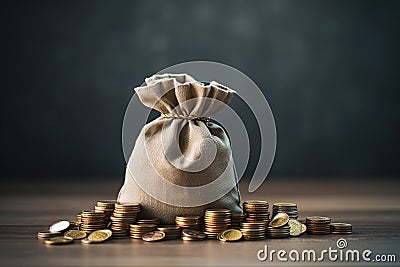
{"left": 95, "top": 200, "right": 116, "bottom": 219}
{"left": 330, "top": 223, "right": 352, "bottom": 234}
{"left": 272, "top": 203, "right": 298, "bottom": 219}
{"left": 129, "top": 224, "right": 157, "bottom": 239}
{"left": 306, "top": 216, "right": 331, "bottom": 235}
{"left": 231, "top": 213, "right": 246, "bottom": 229}
{"left": 204, "top": 209, "right": 232, "bottom": 239}
{"left": 243, "top": 200, "right": 270, "bottom": 225}
{"left": 240, "top": 222, "right": 266, "bottom": 240}
{"left": 110, "top": 202, "right": 141, "bottom": 237}
{"left": 157, "top": 225, "right": 181, "bottom": 240}
{"left": 267, "top": 212, "right": 290, "bottom": 238}
{"left": 137, "top": 218, "right": 160, "bottom": 225}
{"left": 76, "top": 213, "right": 82, "bottom": 226}
{"left": 80, "top": 210, "right": 107, "bottom": 234}
{"left": 175, "top": 215, "right": 203, "bottom": 231}
{"left": 181, "top": 229, "right": 206, "bottom": 241}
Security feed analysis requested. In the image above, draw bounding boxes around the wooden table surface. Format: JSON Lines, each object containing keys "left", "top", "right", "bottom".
{"left": 0, "top": 178, "right": 399, "bottom": 266}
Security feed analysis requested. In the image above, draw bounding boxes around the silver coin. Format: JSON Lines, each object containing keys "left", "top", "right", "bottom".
{"left": 37, "top": 230, "right": 62, "bottom": 238}
{"left": 49, "top": 220, "right": 71, "bottom": 233}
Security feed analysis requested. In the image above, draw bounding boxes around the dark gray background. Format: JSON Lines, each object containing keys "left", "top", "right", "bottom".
{"left": 1, "top": 0, "right": 399, "bottom": 180}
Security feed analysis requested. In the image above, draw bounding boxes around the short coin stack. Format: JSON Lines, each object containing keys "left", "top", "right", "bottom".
{"left": 267, "top": 213, "right": 290, "bottom": 238}
{"left": 157, "top": 225, "right": 181, "bottom": 240}
{"left": 110, "top": 202, "right": 141, "bottom": 238}
{"left": 204, "top": 209, "right": 232, "bottom": 239}
{"left": 175, "top": 215, "right": 203, "bottom": 231}
{"left": 137, "top": 218, "right": 160, "bottom": 225}
{"left": 231, "top": 213, "right": 246, "bottom": 229}
{"left": 272, "top": 203, "right": 298, "bottom": 219}
{"left": 181, "top": 229, "right": 206, "bottom": 241}
{"left": 129, "top": 224, "right": 157, "bottom": 239}
{"left": 306, "top": 216, "right": 331, "bottom": 235}
{"left": 330, "top": 223, "right": 352, "bottom": 234}
{"left": 94, "top": 200, "right": 116, "bottom": 224}
{"left": 240, "top": 222, "right": 266, "bottom": 240}
{"left": 80, "top": 210, "right": 107, "bottom": 234}
{"left": 243, "top": 200, "right": 270, "bottom": 225}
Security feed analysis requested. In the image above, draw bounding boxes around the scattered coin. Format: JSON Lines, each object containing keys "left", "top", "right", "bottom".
{"left": 301, "top": 223, "right": 307, "bottom": 233}
{"left": 218, "top": 229, "right": 242, "bottom": 242}
{"left": 37, "top": 230, "right": 62, "bottom": 239}
{"left": 142, "top": 231, "right": 166, "bottom": 242}
{"left": 64, "top": 230, "right": 87, "bottom": 240}
{"left": 44, "top": 236, "right": 74, "bottom": 245}
{"left": 49, "top": 220, "right": 71, "bottom": 233}
{"left": 88, "top": 230, "right": 112, "bottom": 242}
{"left": 288, "top": 219, "right": 302, "bottom": 237}
{"left": 181, "top": 229, "right": 206, "bottom": 241}
{"left": 269, "top": 213, "right": 289, "bottom": 228}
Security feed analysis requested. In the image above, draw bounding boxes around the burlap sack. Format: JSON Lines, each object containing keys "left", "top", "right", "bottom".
{"left": 118, "top": 73, "right": 242, "bottom": 224}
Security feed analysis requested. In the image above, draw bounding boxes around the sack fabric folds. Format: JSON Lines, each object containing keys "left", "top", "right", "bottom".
{"left": 118, "top": 73, "right": 242, "bottom": 224}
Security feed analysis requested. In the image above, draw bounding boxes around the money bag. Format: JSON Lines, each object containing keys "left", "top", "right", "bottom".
{"left": 118, "top": 73, "right": 242, "bottom": 224}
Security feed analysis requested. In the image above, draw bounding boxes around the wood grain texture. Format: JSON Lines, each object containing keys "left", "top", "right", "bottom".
{"left": 0, "top": 179, "right": 399, "bottom": 266}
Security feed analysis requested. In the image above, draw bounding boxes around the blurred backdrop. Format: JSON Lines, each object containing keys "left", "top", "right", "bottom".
{"left": 1, "top": 0, "right": 400, "bottom": 180}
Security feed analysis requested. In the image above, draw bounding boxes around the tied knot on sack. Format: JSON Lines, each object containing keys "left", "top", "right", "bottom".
{"left": 160, "top": 112, "right": 210, "bottom": 123}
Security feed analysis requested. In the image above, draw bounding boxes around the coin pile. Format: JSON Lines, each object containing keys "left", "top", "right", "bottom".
{"left": 267, "top": 213, "right": 290, "bottom": 238}
{"left": 80, "top": 210, "right": 107, "bottom": 234}
{"left": 306, "top": 216, "right": 331, "bottom": 235}
{"left": 243, "top": 200, "right": 270, "bottom": 225}
{"left": 157, "top": 225, "right": 181, "bottom": 240}
{"left": 240, "top": 222, "right": 266, "bottom": 240}
{"left": 137, "top": 218, "right": 160, "bottom": 225}
{"left": 231, "top": 213, "right": 246, "bottom": 229}
{"left": 204, "top": 209, "right": 232, "bottom": 239}
{"left": 175, "top": 215, "right": 203, "bottom": 231}
{"left": 330, "top": 223, "right": 352, "bottom": 234}
{"left": 272, "top": 203, "right": 298, "bottom": 219}
{"left": 95, "top": 200, "right": 116, "bottom": 221}
{"left": 129, "top": 224, "right": 157, "bottom": 239}
{"left": 181, "top": 229, "right": 206, "bottom": 241}
{"left": 110, "top": 202, "right": 141, "bottom": 237}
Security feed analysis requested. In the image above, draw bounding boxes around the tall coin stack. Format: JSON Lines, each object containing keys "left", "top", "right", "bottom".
{"left": 272, "top": 203, "right": 298, "bottom": 219}
{"left": 330, "top": 223, "right": 352, "bottom": 234}
{"left": 175, "top": 215, "right": 203, "bottom": 231}
{"left": 110, "top": 202, "right": 141, "bottom": 238}
{"left": 129, "top": 224, "right": 157, "bottom": 239}
{"left": 80, "top": 210, "right": 107, "bottom": 234}
{"left": 306, "top": 216, "right": 331, "bottom": 235}
{"left": 231, "top": 213, "right": 246, "bottom": 229}
{"left": 204, "top": 209, "right": 231, "bottom": 239}
{"left": 157, "top": 225, "right": 181, "bottom": 240}
{"left": 95, "top": 200, "right": 116, "bottom": 226}
{"left": 240, "top": 222, "right": 266, "bottom": 240}
{"left": 243, "top": 200, "right": 270, "bottom": 225}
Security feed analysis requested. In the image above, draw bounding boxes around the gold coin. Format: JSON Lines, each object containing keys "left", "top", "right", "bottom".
{"left": 88, "top": 230, "right": 112, "bottom": 242}
{"left": 269, "top": 213, "right": 289, "bottom": 228}
{"left": 301, "top": 223, "right": 307, "bottom": 233}
{"left": 142, "top": 231, "right": 165, "bottom": 242}
{"left": 219, "top": 229, "right": 242, "bottom": 241}
{"left": 64, "top": 230, "right": 86, "bottom": 240}
{"left": 288, "top": 219, "right": 302, "bottom": 237}
{"left": 44, "top": 236, "right": 74, "bottom": 245}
